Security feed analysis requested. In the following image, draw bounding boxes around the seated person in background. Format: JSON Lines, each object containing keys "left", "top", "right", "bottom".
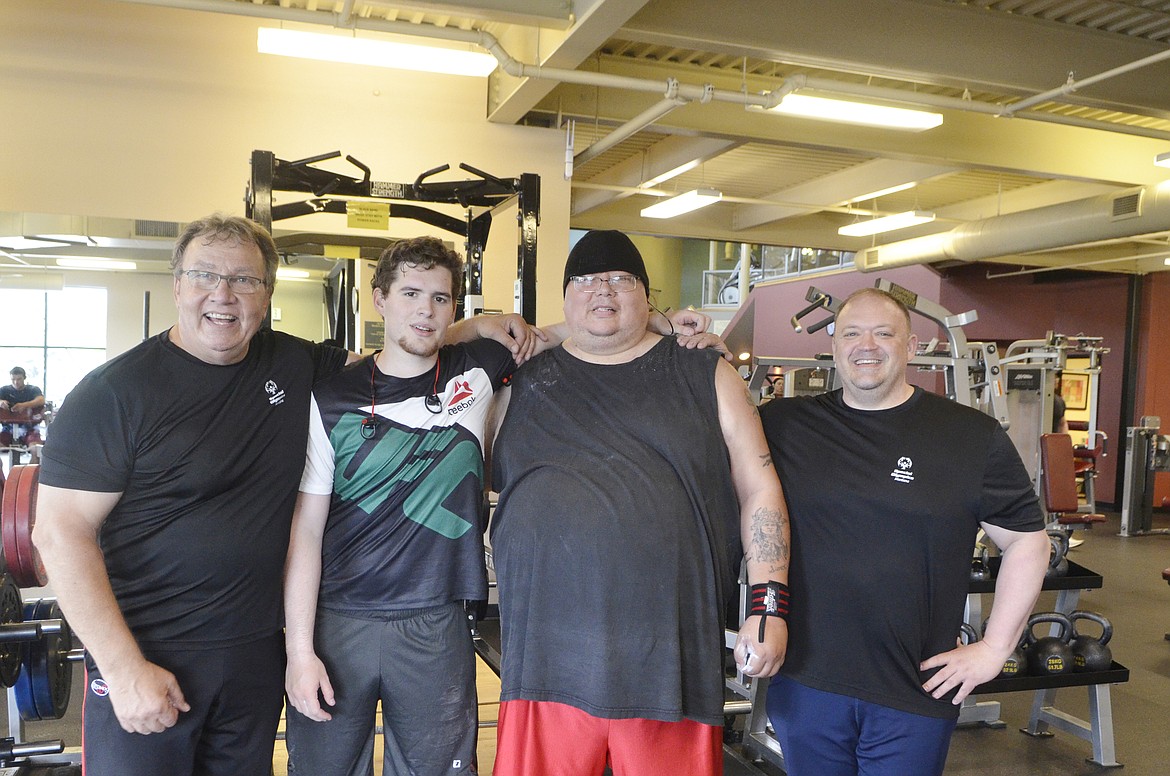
{"left": 0, "top": 366, "right": 46, "bottom": 445}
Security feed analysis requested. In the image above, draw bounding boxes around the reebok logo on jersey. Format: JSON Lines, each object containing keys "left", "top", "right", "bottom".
{"left": 265, "top": 379, "right": 286, "bottom": 406}
{"left": 90, "top": 678, "right": 110, "bottom": 696}
{"left": 890, "top": 456, "right": 915, "bottom": 484}
{"left": 446, "top": 380, "right": 476, "bottom": 415}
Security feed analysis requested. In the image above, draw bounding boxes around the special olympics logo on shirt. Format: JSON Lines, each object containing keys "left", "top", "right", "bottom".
{"left": 264, "top": 379, "right": 286, "bottom": 406}
{"left": 90, "top": 678, "right": 110, "bottom": 697}
{"left": 890, "top": 456, "right": 915, "bottom": 484}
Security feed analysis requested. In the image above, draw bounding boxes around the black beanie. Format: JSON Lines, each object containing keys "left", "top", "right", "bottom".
{"left": 562, "top": 230, "right": 650, "bottom": 297}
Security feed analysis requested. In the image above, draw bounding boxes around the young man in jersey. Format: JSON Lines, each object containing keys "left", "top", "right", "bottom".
{"left": 488, "top": 229, "right": 790, "bottom": 776}
{"left": 758, "top": 288, "right": 1050, "bottom": 776}
{"left": 283, "top": 235, "right": 520, "bottom": 776}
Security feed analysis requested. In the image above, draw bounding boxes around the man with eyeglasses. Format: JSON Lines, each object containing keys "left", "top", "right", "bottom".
{"left": 489, "top": 229, "right": 791, "bottom": 776}
{"left": 32, "top": 214, "right": 540, "bottom": 776}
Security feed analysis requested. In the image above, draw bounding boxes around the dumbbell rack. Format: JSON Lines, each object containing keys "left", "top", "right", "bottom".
{"left": 962, "top": 557, "right": 1128, "bottom": 767}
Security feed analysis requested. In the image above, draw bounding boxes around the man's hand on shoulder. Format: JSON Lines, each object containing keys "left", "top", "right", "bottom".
{"left": 676, "top": 332, "right": 733, "bottom": 361}
{"left": 477, "top": 313, "right": 549, "bottom": 365}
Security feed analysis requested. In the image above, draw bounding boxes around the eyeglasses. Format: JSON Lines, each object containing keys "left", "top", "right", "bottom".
{"left": 569, "top": 274, "right": 640, "bottom": 293}
{"left": 177, "top": 270, "right": 267, "bottom": 294}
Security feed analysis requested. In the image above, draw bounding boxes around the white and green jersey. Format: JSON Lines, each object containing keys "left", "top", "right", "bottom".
{"left": 301, "top": 339, "right": 515, "bottom": 614}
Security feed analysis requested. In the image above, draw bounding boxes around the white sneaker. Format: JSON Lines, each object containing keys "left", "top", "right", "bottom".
{"left": 1068, "top": 536, "right": 1085, "bottom": 549}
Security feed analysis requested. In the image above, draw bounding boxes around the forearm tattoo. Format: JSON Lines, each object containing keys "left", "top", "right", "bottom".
{"left": 759, "top": 453, "right": 773, "bottom": 469}
{"left": 742, "top": 386, "right": 759, "bottom": 415}
{"left": 748, "top": 507, "right": 789, "bottom": 574}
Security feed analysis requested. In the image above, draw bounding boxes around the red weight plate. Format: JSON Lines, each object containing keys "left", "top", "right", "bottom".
{"left": 1, "top": 466, "right": 27, "bottom": 582}
{"left": 13, "top": 466, "right": 45, "bottom": 587}
{"left": 0, "top": 466, "right": 8, "bottom": 576}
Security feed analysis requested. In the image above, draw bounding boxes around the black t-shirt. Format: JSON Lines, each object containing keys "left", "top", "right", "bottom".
{"left": 759, "top": 387, "right": 1043, "bottom": 719}
{"left": 0, "top": 384, "right": 42, "bottom": 405}
{"left": 39, "top": 330, "right": 348, "bottom": 649}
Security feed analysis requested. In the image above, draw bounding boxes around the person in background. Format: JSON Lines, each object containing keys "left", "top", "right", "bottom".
{"left": 0, "top": 366, "right": 46, "bottom": 446}
{"left": 758, "top": 288, "right": 1050, "bottom": 776}
{"left": 1053, "top": 370, "right": 1070, "bottom": 434}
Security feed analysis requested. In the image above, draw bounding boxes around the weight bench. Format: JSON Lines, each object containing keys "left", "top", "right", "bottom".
{"left": 1042, "top": 433, "right": 1107, "bottom": 532}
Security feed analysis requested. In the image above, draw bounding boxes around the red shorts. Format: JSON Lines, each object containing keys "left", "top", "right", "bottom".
{"left": 493, "top": 699, "right": 723, "bottom": 776}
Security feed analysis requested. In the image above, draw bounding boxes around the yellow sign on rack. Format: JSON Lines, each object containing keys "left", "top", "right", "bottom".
{"left": 323, "top": 244, "right": 361, "bottom": 260}
{"left": 347, "top": 201, "right": 390, "bottom": 230}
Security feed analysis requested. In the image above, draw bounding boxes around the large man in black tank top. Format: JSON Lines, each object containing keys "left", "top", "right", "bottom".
{"left": 490, "top": 230, "right": 791, "bottom": 776}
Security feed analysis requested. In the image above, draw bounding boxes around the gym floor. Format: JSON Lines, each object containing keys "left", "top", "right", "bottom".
{"left": 5, "top": 511, "right": 1168, "bottom": 775}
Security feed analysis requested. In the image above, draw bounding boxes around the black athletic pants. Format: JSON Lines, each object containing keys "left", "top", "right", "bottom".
{"left": 82, "top": 632, "right": 285, "bottom": 776}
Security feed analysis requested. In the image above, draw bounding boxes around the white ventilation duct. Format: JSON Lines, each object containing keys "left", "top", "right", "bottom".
{"left": 859, "top": 182, "right": 1170, "bottom": 271}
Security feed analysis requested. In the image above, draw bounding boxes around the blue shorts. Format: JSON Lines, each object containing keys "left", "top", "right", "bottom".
{"left": 766, "top": 675, "right": 957, "bottom": 776}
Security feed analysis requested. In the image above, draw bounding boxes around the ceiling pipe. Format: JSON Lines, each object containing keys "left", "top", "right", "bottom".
{"left": 1000, "top": 47, "right": 1170, "bottom": 117}
{"left": 116, "top": 0, "right": 1170, "bottom": 142}
{"left": 858, "top": 182, "right": 1170, "bottom": 271}
{"left": 573, "top": 80, "right": 692, "bottom": 167}
{"left": 984, "top": 247, "right": 1170, "bottom": 278}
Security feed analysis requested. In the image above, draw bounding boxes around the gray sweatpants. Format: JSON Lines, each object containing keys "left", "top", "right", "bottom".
{"left": 286, "top": 603, "right": 478, "bottom": 776}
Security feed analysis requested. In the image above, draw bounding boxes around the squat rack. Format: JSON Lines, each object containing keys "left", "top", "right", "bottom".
{"left": 245, "top": 150, "right": 541, "bottom": 348}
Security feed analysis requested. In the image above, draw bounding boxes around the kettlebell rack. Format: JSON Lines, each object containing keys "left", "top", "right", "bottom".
{"left": 962, "top": 557, "right": 1128, "bottom": 767}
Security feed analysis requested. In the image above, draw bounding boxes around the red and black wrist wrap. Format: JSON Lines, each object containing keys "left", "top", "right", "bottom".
{"left": 750, "top": 581, "right": 790, "bottom": 642}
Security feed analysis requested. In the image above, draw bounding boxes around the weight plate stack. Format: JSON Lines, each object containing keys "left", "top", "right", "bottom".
{"left": 0, "top": 573, "right": 24, "bottom": 687}
{"left": 12, "top": 598, "right": 40, "bottom": 719}
{"left": 14, "top": 597, "right": 74, "bottom": 721}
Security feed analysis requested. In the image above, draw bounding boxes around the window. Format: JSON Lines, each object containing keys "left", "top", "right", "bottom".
{"left": 0, "top": 287, "right": 107, "bottom": 407}
{"left": 701, "top": 243, "right": 855, "bottom": 307}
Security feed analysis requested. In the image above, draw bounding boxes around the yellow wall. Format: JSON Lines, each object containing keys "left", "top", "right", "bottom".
{"left": 0, "top": 0, "right": 574, "bottom": 349}
{"left": 628, "top": 234, "right": 684, "bottom": 316}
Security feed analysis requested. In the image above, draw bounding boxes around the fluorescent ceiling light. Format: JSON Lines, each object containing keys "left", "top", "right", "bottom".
{"left": 762, "top": 94, "right": 943, "bottom": 131}
{"left": 844, "top": 182, "right": 917, "bottom": 204}
{"left": 55, "top": 257, "right": 137, "bottom": 271}
{"left": 640, "top": 160, "right": 701, "bottom": 189}
{"left": 277, "top": 267, "right": 311, "bottom": 279}
{"left": 257, "top": 28, "right": 497, "bottom": 77}
{"left": 1156, "top": 151, "right": 1170, "bottom": 168}
{"left": 838, "top": 210, "right": 936, "bottom": 237}
{"left": 0, "top": 236, "right": 72, "bottom": 251}
{"left": 640, "top": 188, "right": 723, "bottom": 219}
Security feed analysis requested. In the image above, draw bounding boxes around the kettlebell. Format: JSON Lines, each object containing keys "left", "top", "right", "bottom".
{"left": 1045, "top": 531, "right": 1069, "bottom": 578}
{"left": 983, "top": 618, "right": 1026, "bottom": 679}
{"left": 1024, "top": 612, "right": 1075, "bottom": 676}
{"left": 1069, "top": 610, "right": 1114, "bottom": 673}
{"left": 970, "top": 546, "right": 991, "bottom": 582}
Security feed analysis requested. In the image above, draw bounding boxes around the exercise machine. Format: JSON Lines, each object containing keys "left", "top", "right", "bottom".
{"left": 1119, "top": 416, "right": 1170, "bottom": 537}
{"left": 245, "top": 149, "right": 541, "bottom": 350}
